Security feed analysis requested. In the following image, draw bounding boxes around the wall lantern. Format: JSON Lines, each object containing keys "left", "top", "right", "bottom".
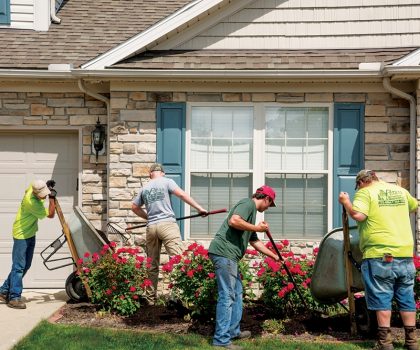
{"left": 91, "top": 118, "right": 106, "bottom": 164}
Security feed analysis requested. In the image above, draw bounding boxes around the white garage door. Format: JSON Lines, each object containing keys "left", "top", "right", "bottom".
{"left": 0, "top": 131, "right": 79, "bottom": 288}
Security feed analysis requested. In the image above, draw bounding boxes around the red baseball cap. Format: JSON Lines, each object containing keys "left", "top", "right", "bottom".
{"left": 256, "top": 185, "right": 276, "bottom": 207}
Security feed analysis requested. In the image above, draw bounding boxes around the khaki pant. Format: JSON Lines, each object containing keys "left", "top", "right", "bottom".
{"left": 145, "top": 221, "right": 183, "bottom": 301}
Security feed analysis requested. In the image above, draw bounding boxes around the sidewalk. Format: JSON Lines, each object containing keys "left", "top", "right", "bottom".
{"left": 0, "top": 289, "right": 68, "bottom": 350}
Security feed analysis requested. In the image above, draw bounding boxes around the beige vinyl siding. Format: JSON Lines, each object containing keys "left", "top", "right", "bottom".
{"left": 175, "top": 0, "right": 420, "bottom": 50}
{"left": 10, "top": 0, "right": 34, "bottom": 30}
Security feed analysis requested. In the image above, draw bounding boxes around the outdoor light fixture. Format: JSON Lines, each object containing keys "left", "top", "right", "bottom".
{"left": 91, "top": 118, "right": 106, "bottom": 164}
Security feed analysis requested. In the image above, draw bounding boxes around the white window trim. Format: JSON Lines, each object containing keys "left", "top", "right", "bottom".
{"left": 185, "top": 102, "right": 334, "bottom": 240}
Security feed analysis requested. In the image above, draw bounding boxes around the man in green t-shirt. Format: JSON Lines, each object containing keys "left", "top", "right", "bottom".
{"left": 209, "top": 186, "right": 279, "bottom": 350}
{"left": 0, "top": 180, "right": 56, "bottom": 309}
{"left": 339, "top": 170, "right": 418, "bottom": 350}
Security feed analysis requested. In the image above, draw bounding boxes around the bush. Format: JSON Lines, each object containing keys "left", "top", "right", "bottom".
{"left": 78, "top": 242, "right": 152, "bottom": 316}
{"left": 255, "top": 240, "right": 338, "bottom": 317}
{"left": 162, "top": 242, "right": 255, "bottom": 318}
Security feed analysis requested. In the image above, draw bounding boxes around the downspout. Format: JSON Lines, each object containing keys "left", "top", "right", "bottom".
{"left": 50, "top": 0, "right": 62, "bottom": 24}
{"left": 382, "top": 77, "right": 416, "bottom": 197}
{"left": 382, "top": 77, "right": 417, "bottom": 237}
{"left": 77, "top": 79, "right": 110, "bottom": 229}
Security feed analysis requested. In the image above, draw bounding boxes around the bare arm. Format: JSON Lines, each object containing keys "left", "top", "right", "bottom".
{"left": 47, "top": 198, "right": 56, "bottom": 218}
{"left": 172, "top": 188, "right": 207, "bottom": 214}
{"left": 338, "top": 192, "right": 366, "bottom": 222}
{"left": 229, "top": 214, "right": 268, "bottom": 233}
{"left": 131, "top": 203, "right": 148, "bottom": 220}
{"left": 250, "top": 240, "right": 279, "bottom": 261}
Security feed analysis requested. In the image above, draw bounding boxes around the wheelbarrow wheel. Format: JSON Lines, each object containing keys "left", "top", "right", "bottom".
{"left": 355, "top": 296, "right": 377, "bottom": 337}
{"left": 65, "top": 271, "right": 88, "bottom": 302}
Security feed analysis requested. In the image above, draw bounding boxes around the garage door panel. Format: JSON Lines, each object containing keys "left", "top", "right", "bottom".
{"left": 0, "top": 131, "right": 79, "bottom": 288}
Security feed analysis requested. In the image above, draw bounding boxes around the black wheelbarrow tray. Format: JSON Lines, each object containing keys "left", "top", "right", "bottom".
{"left": 40, "top": 205, "right": 122, "bottom": 302}
{"left": 310, "top": 227, "right": 377, "bottom": 334}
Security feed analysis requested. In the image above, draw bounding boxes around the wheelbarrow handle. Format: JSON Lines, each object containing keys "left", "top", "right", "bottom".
{"left": 125, "top": 208, "right": 227, "bottom": 231}
{"left": 266, "top": 230, "right": 308, "bottom": 308}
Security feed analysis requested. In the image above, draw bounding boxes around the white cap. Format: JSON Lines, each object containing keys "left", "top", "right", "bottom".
{"left": 32, "top": 180, "right": 51, "bottom": 198}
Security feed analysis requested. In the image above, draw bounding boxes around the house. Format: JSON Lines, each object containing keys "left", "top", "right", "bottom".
{"left": 0, "top": 0, "right": 419, "bottom": 288}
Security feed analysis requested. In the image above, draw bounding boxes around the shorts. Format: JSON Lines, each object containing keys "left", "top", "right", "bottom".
{"left": 361, "top": 257, "right": 416, "bottom": 311}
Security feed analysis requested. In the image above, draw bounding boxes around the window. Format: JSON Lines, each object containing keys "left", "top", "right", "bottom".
{"left": 188, "top": 104, "right": 330, "bottom": 239}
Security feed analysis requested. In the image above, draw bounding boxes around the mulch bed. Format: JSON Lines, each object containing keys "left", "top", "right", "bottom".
{"left": 50, "top": 300, "right": 416, "bottom": 343}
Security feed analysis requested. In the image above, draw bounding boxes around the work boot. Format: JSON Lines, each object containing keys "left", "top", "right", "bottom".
{"left": 232, "top": 331, "right": 251, "bottom": 340}
{"left": 0, "top": 292, "right": 7, "bottom": 303}
{"left": 375, "top": 327, "right": 394, "bottom": 350}
{"left": 7, "top": 299, "right": 26, "bottom": 309}
{"left": 404, "top": 326, "right": 419, "bottom": 350}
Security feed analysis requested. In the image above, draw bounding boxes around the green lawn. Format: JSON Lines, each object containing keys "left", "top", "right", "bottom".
{"left": 13, "top": 321, "right": 413, "bottom": 350}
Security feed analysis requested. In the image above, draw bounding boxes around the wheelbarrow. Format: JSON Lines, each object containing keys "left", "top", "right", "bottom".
{"left": 40, "top": 202, "right": 128, "bottom": 302}
{"left": 310, "top": 212, "right": 377, "bottom": 335}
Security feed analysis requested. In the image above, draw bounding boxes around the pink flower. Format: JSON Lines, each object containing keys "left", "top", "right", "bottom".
{"left": 120, "top": 295, "right": 125, "bottom": 300}
{"left": 102, "top": 244, "right": 110, "bottom": 251}
{"left": 187, "top": 270, "right": 195, "bottom": 278}
{"left": 84, "top": 252, "right": 90, "bottom": 258}
{"left": 105, "top": 289, "right": 112, "bottom": 295}
{"left": 281, "top": 240, "right": 289, "bottom": 247}
{"left": 208, "top": 272, "right": 215, "bottom": 279}
{"left": 77, "top": 258, "right": 83, "bottom": 265}
{"left": 110, "top": 242, "right": 117, "bottom": 248}
{"left": 130, "top": 286, "right": 136, "bottom": 292}
{"left": 133, "top": 295, "right": 139, "bottom": 300}
{"left": 162, "top": 263, "right": 173, "bottom": 272}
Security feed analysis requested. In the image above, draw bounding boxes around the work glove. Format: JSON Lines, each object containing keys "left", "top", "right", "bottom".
{"left": 49, "top": 189, "right": 57, "bottom": 199}
{"left": 46, "top": 179, "right": 56, "bottom": 189}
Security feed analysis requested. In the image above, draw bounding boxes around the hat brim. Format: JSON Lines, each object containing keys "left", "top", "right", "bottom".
{"left": 35, "top": 187, "right": 51, "bottom": 198}
{"left": 270, "top": 200, "right": 276, "bottom": 207}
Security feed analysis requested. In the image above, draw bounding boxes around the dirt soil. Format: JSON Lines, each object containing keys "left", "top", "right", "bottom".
{"left": 51, "top": 300, "right": 417, "bottom": 343}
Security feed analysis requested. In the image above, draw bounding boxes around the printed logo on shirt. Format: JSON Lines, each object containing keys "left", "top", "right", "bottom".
{"left": 377, "top": 189, "right": 405, "bottom": 207}
{"left": 142, "top": 188, "right": 165, "bottom": 205}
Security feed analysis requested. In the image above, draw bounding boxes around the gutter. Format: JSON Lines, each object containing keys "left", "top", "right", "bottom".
{"left": 77, "top": 79, "right": 110, "bottom": 227}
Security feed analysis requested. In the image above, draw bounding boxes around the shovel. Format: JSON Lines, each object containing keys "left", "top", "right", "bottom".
{"left": 125, "top": 208, "right": 227, "bottom": 232}
{"left": 265, "top": 229, "right": 308, "bottom": 309}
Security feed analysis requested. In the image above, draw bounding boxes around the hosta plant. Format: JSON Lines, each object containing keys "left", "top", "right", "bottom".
{"left": 78, "top": 242, "right": 152, "bottom": 316}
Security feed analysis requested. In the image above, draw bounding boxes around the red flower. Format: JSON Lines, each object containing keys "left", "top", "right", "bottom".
{"left": 77, "top": 258, "right": 83, "bottom": 265}
{"left": 187, "top": 269, "right": 195, "bottom": 278}
{"left": 208, "top": 273, "right": 215, "bottom": 279}
{"left": 84, "top": 252, "right": 90, "bottom": 258}
{"left": 133, "top": 295, "right": 139, "bottom": 300}
{"left": 110, "top": 241, "right": 117, "bottom": 248}
{"left": 130, "top": 286, "right": 136, "bottom": 292}
{"left": 162, "top": 263, "right": 174, "bottom": 272}
{"left": 281, "top": 240, "right": 289, "bottom": 247}
{"left": 105, "top": 289, "right": 112, "bottom": 295}
{"left": 120, "top": 295, "right": 125, "bottom": 300}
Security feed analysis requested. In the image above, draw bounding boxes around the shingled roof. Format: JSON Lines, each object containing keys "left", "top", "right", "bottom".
{"left": 0, "top": 0, "right": 416, "bottom": 71}
{"left": 112, "top": 48, "right": 416, "bottom": 70}
{"left": 0, "top": 0, "right": 192, "bottom": 69}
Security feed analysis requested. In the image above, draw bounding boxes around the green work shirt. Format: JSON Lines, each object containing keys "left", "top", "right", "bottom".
{"left": 12, "top": 186, "right": 49, "bottom": 239}
{"left": 208, "top": 198, "right": 258, "bottom": 262}
{"left": 352, "top": 181, "right": 418, "bottom": 259}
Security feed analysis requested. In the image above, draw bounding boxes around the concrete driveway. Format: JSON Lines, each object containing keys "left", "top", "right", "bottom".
{"left": 0, "top": 289, "right": 67, "bottom": 350}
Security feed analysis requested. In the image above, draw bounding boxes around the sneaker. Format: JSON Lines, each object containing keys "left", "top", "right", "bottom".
{"left": 233, "top": 330, "right": 251, "bottom": 340}
{"left": 8, "top": 299, "right": 26, "bottom": 309}
{"left": 213, "top": 345, "right": 243, "bottom": 350}
{"left": 0, "top": 292, "right": 7, "bottom": 303}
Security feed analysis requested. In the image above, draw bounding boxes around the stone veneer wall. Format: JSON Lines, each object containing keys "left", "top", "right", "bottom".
{"left": 0, "top": 91, "right": 108, "bottom": 229}
{"left": 108, "top": 89, "right": 412, "bottom": 293}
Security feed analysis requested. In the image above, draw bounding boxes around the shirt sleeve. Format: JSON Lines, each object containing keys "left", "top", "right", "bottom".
{"left": 249, "top": 232, "right": 259, "bottom": 242}
{"left": 352, "top": 189, "right": 370, "bottom": 216}
{"left": 405, "top": 190, "right": 419, "bottom": 212}
{"left": 26, "top": 199, "right": 48, "bottom": 219}
{"left": 132, "top": 189, "right": 143, "bottom": 206}
{"left": 167, "top": 178, "right": 180, "bottom": 193}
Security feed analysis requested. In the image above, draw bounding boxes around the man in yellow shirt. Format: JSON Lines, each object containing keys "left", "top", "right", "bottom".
{"left": 0, "top": 180, "right": 56, "bottom": 309}
{"left": 339, "top": 170, "right": 418, "bottom": 350}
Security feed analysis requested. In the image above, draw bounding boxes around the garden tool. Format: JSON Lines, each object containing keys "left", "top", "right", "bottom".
{"left": 125, "top": 208, "right": 227, "bottom": 232}
{"left": 342, "top": 206, "right": 357, "bottom": 336}
{"left": 265, "top": 229, "right": 308, "bottom": 309}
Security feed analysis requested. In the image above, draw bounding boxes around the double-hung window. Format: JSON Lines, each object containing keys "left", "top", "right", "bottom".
{"left": 188, "top": 104, "right": 331, "bottom": 240}
{"left": 0, "top": 0, "right": 10, "bottom": 25}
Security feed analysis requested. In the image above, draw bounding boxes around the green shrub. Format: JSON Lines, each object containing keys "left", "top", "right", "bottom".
{"left": 162, "top": 242, "right": 255, "bottom": 318}
{"left": 78, "top": 242, "right": 151, "bottom": 316}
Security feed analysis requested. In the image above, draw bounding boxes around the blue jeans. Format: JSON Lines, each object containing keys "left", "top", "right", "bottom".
{"left": 361, "top": 257, "right": 416, "bottom": 311}
{"left": 0, "top": 237, "right": 36, "bottom": 300}
{"left": 209, "top": 253, "right": 243, "bottom": 346}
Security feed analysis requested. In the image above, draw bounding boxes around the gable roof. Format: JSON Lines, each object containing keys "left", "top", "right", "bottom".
{"left": 112, "top": 48, "right": 415, "bottom": 70}
{"left": 0, "top": 0, "right": 192, "bottom": 69}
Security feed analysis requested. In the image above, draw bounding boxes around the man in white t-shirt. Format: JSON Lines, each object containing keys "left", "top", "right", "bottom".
{"left": 132, "top": 163, "right": 207, "bottom": 303}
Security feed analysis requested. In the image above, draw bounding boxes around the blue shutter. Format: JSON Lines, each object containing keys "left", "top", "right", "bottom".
{"left": 157, "top": 102, "right": 186, "bottom": 238}
{"left": 0, "top": 0, "right": 10, "bottom": 24}
{"left": 333, "top": 103, "right": 364, "bottom": 228}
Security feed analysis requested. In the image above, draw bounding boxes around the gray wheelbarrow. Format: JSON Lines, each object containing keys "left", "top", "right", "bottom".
{"left": 41, "top": 204, "right": 127, "bottom": 302}
{"left": 310, "top": 223, "right": 377, "bottom": 335}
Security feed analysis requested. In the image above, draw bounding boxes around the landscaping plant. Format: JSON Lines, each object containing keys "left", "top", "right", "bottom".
{"left": 78, "top": 242, "right": 152, "bottom": 316}
{"left": 162, "top": 242, "right": 255, "bottom": 318}
{"left": 255, "top": 240, "right": 338, "bottom": 317}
